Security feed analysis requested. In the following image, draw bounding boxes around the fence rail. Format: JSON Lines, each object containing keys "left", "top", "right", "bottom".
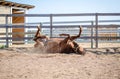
{"left": 0, "top": 13, "right": 120, "bottom": 48}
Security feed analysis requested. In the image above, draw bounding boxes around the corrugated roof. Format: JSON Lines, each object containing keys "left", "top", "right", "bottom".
{"left": 0, "top": 0, "right": 35, "bottom": 9}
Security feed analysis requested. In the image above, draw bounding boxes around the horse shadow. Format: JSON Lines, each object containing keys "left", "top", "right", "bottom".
{"left": 85, "top": 47, "right": 120, "bottom": 55}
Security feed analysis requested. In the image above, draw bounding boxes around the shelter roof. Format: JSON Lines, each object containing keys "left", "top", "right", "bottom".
{"left": 0, "top": 0, "right": 35, "bottom": 9}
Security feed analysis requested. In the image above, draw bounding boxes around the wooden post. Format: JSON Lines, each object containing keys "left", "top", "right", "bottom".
{"left": 91, "top": 21, "right": 94, "bottom": 48}
{"left": 5, "top": 15, "right": 9, "bottom": 47}
{"left": 95, "top": 13, "right": 98, "bottom": 48}
{"left": 50, "top": 14, "right": 53, "bottom": 37}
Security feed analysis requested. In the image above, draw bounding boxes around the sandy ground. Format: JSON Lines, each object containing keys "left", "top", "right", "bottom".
{"left": 0, "top": 47, "right": 120, "bottom": 79}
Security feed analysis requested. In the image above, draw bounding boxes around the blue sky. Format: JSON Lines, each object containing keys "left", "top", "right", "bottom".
{"left": 8, "top": 0, "right": 120, "bottom": 14}
{"left": 7, "top": 0, "right": 120, "bottom": 24}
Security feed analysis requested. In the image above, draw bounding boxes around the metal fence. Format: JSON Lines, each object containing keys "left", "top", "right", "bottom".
{"left": 0, "top": 13, "right": 120, "bottom": 48}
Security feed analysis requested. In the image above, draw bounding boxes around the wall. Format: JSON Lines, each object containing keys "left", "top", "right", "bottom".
{"left": 0, "top": 5, "right": 11, "bottom": 24}
{"left": 0, "top": 6, "right": 11, "bottom": 45}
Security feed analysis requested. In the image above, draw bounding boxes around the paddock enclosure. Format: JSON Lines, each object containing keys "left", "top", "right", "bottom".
{"left": 0, "top": 13, "right": 120, "bottom": 48}
{"left": 0, "top": 13, "right": 120, "bottom": 79}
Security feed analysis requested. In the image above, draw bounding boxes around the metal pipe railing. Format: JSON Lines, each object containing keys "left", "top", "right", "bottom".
{"left": 0, "top": 13, "right": 120, "bottom": 48}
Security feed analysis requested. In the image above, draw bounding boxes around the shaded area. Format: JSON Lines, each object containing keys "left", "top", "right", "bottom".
{"left": 86, "top": 47, "right": 120, "bottom": 55}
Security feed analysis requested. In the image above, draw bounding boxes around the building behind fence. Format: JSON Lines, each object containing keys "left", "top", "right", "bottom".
{"left": 0, "top": 0, "right": 34, "bottom": 44}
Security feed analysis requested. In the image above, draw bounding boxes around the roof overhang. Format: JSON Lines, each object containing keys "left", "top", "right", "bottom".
{"left": 0, "top": 0, "right": 35, "bottom": 9}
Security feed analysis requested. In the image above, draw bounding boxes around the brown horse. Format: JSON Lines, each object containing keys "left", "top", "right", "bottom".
{"left": 33, "top": 26, "right": 86, "bottom": 55}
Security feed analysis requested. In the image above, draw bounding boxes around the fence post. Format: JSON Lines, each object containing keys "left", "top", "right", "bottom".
{"left": 95, "top": 13, "right": 98, "bottom": 48}
{"left": 91, "top": 21, "right": 94, "bottom": 48}
{"left": 40, "top": 22, "right": 42, "bottom": 26}
{"left": 40, "top": 22, "right": 42, "bottom": 28}
{"left": 40, "top": 22, "right": 43, "bottom": 34}
{"left": 50, "top": 14, "right": 53, "bottom": 37}
{"left": 5, "top": 15, "right": 9, "bottom": 47}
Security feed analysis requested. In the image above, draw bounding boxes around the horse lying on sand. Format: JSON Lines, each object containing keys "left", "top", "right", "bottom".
{"left": 33, "top": 26, "right": 86, "bottom": 55}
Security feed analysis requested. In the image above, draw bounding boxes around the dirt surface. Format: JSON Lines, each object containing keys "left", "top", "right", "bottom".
{"left": 0, "top": 47, "right": 120, "bottom": 79}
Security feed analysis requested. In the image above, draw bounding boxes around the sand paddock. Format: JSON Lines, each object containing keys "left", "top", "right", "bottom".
{"left": 0, "top": 47, "right": 120, "bottom": 79}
